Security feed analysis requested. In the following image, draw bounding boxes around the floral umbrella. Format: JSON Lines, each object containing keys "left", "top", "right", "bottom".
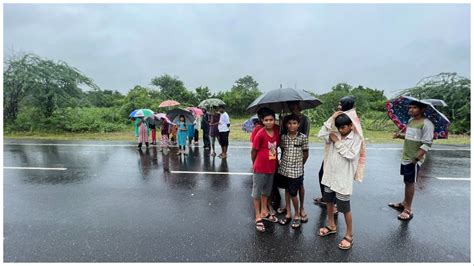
{"left": 385, "top": 95, "right": 451, "bottom": 139}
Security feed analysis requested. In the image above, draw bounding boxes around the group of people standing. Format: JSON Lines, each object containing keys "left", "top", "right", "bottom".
{"left": 249, "top": 96, "right": 433, "bottom": 251}
{"left": 132, "top": 105, "right": 231, "bottom": 159}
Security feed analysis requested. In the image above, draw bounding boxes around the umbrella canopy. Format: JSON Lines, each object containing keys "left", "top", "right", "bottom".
{"left": 246, "top": 88, "right": 322, "bottom": 113}
{"left": 187, "top": 107, "right": 204, "bottom": 117}
{"left": 159, "top": 100, "right": 180, "bottom": 108}
{"left": 241, "top": 115, "right": 259, "bottom": 133}
{"left": 166, "top": 108, "right": 195, "bottom": 124}
{"left": 198, "top": 98, "right": 225, "bottom": 109}
{"left": 154, "top": 113, "right": 173, "bottom": 124}
{"left": 422, "top": 99, "right": 448, "bottom": 107}
{"left": 144, "top": 113, "right": 174, "bottom": 126}
{"left": 385, "top": 96, "right": 451, "bottom": 139}
{"left": 131, "top": 109, "right": 154, "bottom": 118}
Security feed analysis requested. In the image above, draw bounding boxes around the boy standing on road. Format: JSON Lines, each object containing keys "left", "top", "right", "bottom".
{"left": 389, "top": 100, "right": 434, "bottom": 221}
{"left": 277, "top": 115, "right": 309, "bottom": 229}
{"left": 317, "top": 112, "right": 362, "bottom": 250}
{"left": 251, "top": 108, "right": 280, "bottom": 232}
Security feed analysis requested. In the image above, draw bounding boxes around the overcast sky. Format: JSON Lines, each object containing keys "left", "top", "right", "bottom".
{"left": 4, "top": 3, "right": 470, "bottom": 97}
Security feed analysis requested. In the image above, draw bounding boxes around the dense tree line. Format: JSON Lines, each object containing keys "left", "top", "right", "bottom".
{"left": 3, "top": 53, "right": 470, "bottom": 135}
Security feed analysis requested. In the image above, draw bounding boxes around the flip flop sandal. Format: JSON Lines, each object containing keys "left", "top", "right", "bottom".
{"left": 291, "top": 218, "right": 301, "bottom": 229}
{"left": 389, "top": 202, "right": 405, "bottom": 211}
{"left": 255, "top": 220, "right": 265, "bottom": 232}
{"left": 338, "top": 237, "right": 353, "bottom": 250}
{"left": 319, "top": 226, "right": 337, "bottom": 237}
{"left": 300, "top": 213, "right": 308, "bottom": 223}
{"left": 278, "top": 216, "right": 292, "bottom": 225}
{"left": 262, "top": 213, "right": 279, "bottom": 223}
{"left": 398, "top": 209, "right": 414, "bottom": 221}
{"left": 277, "top": 208, "right": 287, "bottom": 214}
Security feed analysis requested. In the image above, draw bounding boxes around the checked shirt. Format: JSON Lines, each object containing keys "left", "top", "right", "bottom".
{"left": 278, "top": 132, "right": 309, "bottom": 178}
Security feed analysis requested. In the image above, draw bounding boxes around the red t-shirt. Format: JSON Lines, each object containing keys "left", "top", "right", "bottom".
{"left": 252, "top": 126, "right": 280, "bottom": 174}
{"left": 250, "top": 123, "right": 263, "bottom": 143}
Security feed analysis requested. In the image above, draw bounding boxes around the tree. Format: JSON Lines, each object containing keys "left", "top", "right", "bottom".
{"left": 150, "top": 74, "right": 195, "bottom": 106}
{"left": 398, "top": 72, "right": 470, "bottom": 134}
{"left": 218, "top": 75, "right": 262, "bottom": 115}
{"left": 194, "top": 86, "right": 214, "bottom": 105}
{"left": 3, "top": 53, "right": 99, "bottom": 121}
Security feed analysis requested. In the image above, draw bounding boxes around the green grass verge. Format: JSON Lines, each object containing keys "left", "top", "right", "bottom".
{"left": 4, "top": 117, "right": 470, "bottom": 145}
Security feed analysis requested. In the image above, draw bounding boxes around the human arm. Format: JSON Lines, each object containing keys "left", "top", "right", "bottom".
{"left": 412, "top": 120, "right": 434, "bottom": 163}
{"left": 333, "top": 134, "right": 362, "bottom": 160}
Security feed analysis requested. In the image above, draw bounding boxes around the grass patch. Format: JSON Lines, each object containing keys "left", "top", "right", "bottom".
{"left": 4, "top": 118, "right": 470, "bottom": 145}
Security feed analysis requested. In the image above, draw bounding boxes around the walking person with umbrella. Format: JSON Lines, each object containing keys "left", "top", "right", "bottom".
{"left": 136, "top": 117, "right": 150, "bottom": 150}
{"left": 387, "top": 98, "right": 436, "bottom": 221}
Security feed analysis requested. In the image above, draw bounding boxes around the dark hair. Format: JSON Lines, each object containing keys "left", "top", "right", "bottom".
{"left": 335, "top": 113, "right": 352, "bottom": 128}
{"left": 408, "top": 100, "right": 427, "bottom": 109}
{"left": 260, "top": 108, "right": 275, "bottom": 119}
{"left": 257, "top": 107, "right": 273, "bottom": 120}
{"left": 218, "top": 105, "right": 225, "bottom": 109}
{"left": 339, "top": 96, "right": 355, "bottom": 111}
{"left": 179, "top": 114, "right": 186, "bottom": 121}
{"left": 285, "top": 114, "right": 300, "bottom": 124}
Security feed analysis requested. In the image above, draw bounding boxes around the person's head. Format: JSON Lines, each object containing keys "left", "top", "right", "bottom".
{"left": 261, "top": 108, "right": 276, "bottom": 129}
{"left": 335, "top": 113, "right": 353, "bottom": 136}
{"left": 287, "top": 101, "right": 301, "bottom": 114}
{"left": 337, "top": 96, "right": 356, "bottom": 111}
{"left": 408, "top": 100, "right": 427, "bottom": 118}
{"left": 285, "top": 114, "right": 300, "bottom": 133}
{"left": 257, "top": 107, "right": 273, "bottom": 121}
{"left": 131, "top": 117, "right": 136, "bottom": 121}
{"left": 179, "top": 115, "right": 185, "bottom": 122}
{"left": 218, "top": 105, "right": 225, "bottom": 113}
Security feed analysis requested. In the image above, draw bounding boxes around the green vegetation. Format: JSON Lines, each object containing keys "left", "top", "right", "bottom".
{"left": 3, "top": 52, "right": 471, "bottom": 144}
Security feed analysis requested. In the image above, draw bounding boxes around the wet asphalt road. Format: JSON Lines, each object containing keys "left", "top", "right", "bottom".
{"left": 3, "top": 140, "right": 471, "bottom": 262}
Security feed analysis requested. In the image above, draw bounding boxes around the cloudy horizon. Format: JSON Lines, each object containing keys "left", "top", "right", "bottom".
{"left": 4, "top": 3, "right": 470, "bottom": 97}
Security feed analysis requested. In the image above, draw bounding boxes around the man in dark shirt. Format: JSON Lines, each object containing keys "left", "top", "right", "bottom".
{"left": 201, "top": 109, "right": 211, "bottom": 149}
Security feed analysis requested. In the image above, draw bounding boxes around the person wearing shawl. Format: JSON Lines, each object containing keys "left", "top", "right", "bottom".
{"left": 316, "top": 106, "right": 365, "bottom": 250}
{"left": 314, "top": 96, "right": 362, "bottom": 208}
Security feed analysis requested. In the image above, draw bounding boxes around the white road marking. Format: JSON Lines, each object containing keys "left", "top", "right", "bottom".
{"left": 433, "top": 177, "right": 470, "bottom": 181}
{"left": 4, "top": 166, "right": 67, "bottom": 171}
{"left": 170, "top": 170, "right": 253, "bottom": 175}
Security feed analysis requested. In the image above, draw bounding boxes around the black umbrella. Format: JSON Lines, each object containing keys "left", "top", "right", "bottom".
{"left": 246, "top": 88, "right": 322, "bottom": 113}
{"left": 166, "top": 108, "right": 195, "bottom": 124}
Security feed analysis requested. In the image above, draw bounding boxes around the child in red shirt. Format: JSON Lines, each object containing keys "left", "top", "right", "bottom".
{"left": 251, "top": 108, "right": 280, "bottom": 232}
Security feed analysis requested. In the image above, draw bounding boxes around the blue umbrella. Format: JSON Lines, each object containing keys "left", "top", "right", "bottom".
{"left": 242, "top": 115, "right": 259, "bottom": 133}
{"left": 385, "top": 96, "right": 451, "bottom": 139}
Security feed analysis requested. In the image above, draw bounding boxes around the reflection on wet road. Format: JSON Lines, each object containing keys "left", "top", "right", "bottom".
{"left": 3, "top": 140, "right": 470, "bottom": 262}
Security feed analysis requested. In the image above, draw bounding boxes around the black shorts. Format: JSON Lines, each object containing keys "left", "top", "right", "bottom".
{"left": 400, "top": 163, "right": 420, "bottom": 183}
{"left": 287, "top": 176, "right": 304, "bottom": 197}
{"left": 218, "top": 131, "right": 229, "bottom": 146}
{"left": 322, "top": 186, "right": 351, "bottom": 213}
{"left": 275, "top": 173, "right": 289, "bottom": 189}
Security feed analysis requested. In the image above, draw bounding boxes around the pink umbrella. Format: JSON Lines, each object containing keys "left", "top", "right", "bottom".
{"left": 187, "top": 107, "right": 204, "bottom": 117}
{"left": 159, "top": 100, "right": 180, "bottom": 108}
{"left": 154, "top": 113, "right": 173, "bottom": 124}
